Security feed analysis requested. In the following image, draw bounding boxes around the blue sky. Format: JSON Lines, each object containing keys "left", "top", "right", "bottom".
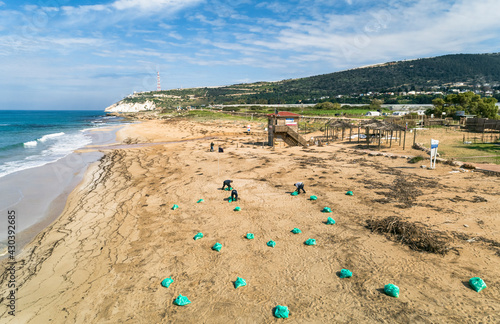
{"left": 1, "top": 0, "right": 500, "bottom": 110}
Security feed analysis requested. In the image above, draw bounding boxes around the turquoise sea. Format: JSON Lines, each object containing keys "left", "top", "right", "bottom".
{"left": 0, "top": 110, "right": 124, "bottom": 178}
{"left": 0, "top": 110, "right": 128, "bottom": 254}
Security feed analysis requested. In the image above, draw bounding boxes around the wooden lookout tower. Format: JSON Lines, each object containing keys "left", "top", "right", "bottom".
{"left": 267, "top": 111, "right": 307, "bottom": 147}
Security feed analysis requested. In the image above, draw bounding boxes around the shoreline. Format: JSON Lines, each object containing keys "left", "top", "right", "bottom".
{"left": 1, "top": 118, "right": 498, "bottom": 322}
{"left": 0, "top": 125, "right": 123, "bottom": 258}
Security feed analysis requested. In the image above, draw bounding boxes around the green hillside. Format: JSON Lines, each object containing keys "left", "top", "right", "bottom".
{"left": 123, "top": 53, "right": 500, "bottom": 108}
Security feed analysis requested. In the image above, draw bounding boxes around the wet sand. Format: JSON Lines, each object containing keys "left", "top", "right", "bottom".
{"left": 0, "top": 118, "right": 499, "bottom": 323}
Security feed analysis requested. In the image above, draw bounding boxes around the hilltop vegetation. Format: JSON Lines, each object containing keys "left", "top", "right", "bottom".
{"left": 119, "top": 53, "right": 500, "bottom": 108}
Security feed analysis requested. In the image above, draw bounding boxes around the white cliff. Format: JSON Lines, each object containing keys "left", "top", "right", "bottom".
{"left": 104, "top": 100, "right": 156, "bottom": 113}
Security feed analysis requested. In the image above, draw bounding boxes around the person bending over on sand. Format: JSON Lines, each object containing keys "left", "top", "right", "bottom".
{"left": 294, "top": 182, "right": 306, "bottom": 194}
{"left": 231, "top": 189, "right": 238, "bottom": 201}
{"left": 222, "top": 180, "right": 233, "bottom": 190}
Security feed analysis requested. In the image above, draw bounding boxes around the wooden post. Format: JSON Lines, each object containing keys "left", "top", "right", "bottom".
{"left": 342, "top": 127, "right": 345, "bottom": 142}
{"left": 413, "top": 128, "right": 417, "bottom": 147}
{"left": 390, "top": 130, "right": 393, "bottom": 148}
{"left": 378, "top": 129, "right": 381, "bottom": 148}
{"left": 403, "top": 130, "right": 406, "bottom": 150}
{"left": 349, "top": 126, "right": 352, "bottom": 143}
{"left": 399, "top": 130, "right": 402, "bottom": 146}
{"left": 357, "top": 126, "right": 360, "bottom": 143}
{"left": 366, "top": 128, "right": 370, "bottom": 147}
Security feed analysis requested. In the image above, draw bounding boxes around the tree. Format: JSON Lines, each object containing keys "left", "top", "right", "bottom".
{"left": 369, "top": 98, "right": 383, "bottom": 110}
{"left": 314, "top": 102, "right": 341, "bottom": 110}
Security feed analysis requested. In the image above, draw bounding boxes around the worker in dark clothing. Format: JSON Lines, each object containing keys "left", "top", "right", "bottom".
{"left": 222, "top": 179, "right": 233, "bottom": 190}
{"left": 231, "top": 189, "right": 238, "bottom": 201}
{"left": 210, "top": 142, "right": 214, "bottom": 152}
{"left": 218, "top": 146, "right": 224, "bottom": 153}
{"left": 294, "top": 182, "right": 306, "bottom": 194}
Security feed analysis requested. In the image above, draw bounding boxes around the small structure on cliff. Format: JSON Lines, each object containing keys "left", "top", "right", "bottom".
{"left": 267, "top": 111, "right": 307, "bottom": 147}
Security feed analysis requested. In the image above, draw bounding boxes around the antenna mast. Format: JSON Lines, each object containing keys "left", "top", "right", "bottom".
{"left": 157, "top": 71, "right": 161, "bottom": 91}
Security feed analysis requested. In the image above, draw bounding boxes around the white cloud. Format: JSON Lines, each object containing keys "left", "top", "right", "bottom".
{"left": 112, "top": 0, "right": 204, "bottom": 12}
{"left": 0, "top": 1, "right": 5, "bottom": 7}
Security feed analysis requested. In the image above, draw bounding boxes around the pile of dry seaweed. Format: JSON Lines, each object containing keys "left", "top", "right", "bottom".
{"left": 366, "top": 216, "right": 451, "bottom": 254}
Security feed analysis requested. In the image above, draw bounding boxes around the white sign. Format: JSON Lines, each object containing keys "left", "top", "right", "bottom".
{"left": 430, "top": 139, "right": 439, "bottom": 169}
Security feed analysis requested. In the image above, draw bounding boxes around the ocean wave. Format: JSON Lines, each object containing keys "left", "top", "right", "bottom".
{"left": 1, "top": 132, "right": 92, "bottom": 179}
{"left": 24, "top": 140, "right": 38, "bottom": 147}
{"left": 39, "top": 132, "right": 65, "bottom": 142}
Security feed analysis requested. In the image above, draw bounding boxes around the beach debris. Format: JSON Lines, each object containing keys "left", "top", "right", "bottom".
{"left": 161, "top": 277, "right": 174, "bottom": 288}
{"left": 366, "top": 216, "right": 450, "bottom": 255}
{"left": 197, "top": 199, "right": 204, "bottom": 203}
{"left": 212, "top": 242, "right": 222, "bottom": 252}
{"left": 463, "top": 224, "right": 469, "bottom": 228}
{"left": 234, "top": 277, "right": 247, "bottom": 289}
{"left": 384, "top": 284, "right": 400, "bottom": 298}
{"left": 291, "top": 191, "right": 299, "bottom": 196}
{"left": 225, "top": 187, "right": 233, "bottom": 191}
{"left": 309, "top": 195, "right": 318, "bottom": 200}
{"left": 193, "top": 232, "right": 204, "bottom": 240}
{"left": 346, "top": 191, "right": 354, "bottom": 196}
{"left": 339, "top": 269, "right": 352, "bottom": 278}
{"left": 326, "top": 217, "right": 336, "bottom": 225}
{"left": 246, "top": 233, "right": 254, "bottom": 239}
{"left": 172, "top": 204, "right": 179, "bottom": 210}
{"left": 322, "top": 207, "right": 332, "bottom": 213}
{"left": 267, "top": 240, "right": 276, "bottom": 248}
{"left": 304, "top": 238, "right": 316, "bottom": 246}
{"left": 469, "top": 277, "right": 487, "bottom": 292}
{"left": 273, "top": 305, "right": 289, "bottom": 318}
{"left": 291, "top": 228, "right": 302, "bottom": 234}
{"left": 173, "top": 294, "right": 191, "bottom": 306}
{"left": 228, "top": 197, "right": 233, "bottom": 203}
{"left": 234, "top": 206, "right": 241, "bottom": 211}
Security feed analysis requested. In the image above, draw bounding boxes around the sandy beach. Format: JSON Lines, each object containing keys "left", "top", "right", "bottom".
{"left": 1, "top": 118, "right": 499, "bottom": 323}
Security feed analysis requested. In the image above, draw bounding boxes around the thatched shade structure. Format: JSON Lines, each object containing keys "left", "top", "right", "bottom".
{"left": 324, "top": 118, "right": 408, "bottom": 149}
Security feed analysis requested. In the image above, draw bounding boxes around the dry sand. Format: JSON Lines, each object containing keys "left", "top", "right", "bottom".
{"left": 1, "top": 118, "right": 499, "bottom": 323}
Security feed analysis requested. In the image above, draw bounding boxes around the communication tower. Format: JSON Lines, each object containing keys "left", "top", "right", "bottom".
{"left": 157, "top": 72, "right": 161, "bottom": 91}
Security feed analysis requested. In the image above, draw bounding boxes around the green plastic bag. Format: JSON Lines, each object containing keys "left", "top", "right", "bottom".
{"left": 310, "top": 195, "right": 317, "bottom": 200}
{"left": 339, "top": 269, "right": 352, "bottom": 278}
{"left": 161, "top": 277, "right": 174, "bottom": 288}
{"left": 384, "top": 284, "right": 399, "bottom": 298}
{"left": 304, "top": 238, "right": 316, "bottom": 246}
{"left": 197, "top": 199, "right": 204, "bottom": 203}
{"left": 291, "top": 228, "right": 302, "bottom": 234}
{"left": 246, "top": 233, "right": 254, "bottom": 239}
{"left": 234, "top": 206, "right": 241, "bottom": 211}
{"left": 234, "top": 277, "right": 247, "bottom": 289}
{"left": 273, "top": 305, "right": 289, "bottom": 319}
{"left": 346, "top": 191, "right": 354, "bottom": 196}
{"left": 174, "top": 294, "right": 191, "bottom": 306}
{"left": 469, "top": 277, "right": 487, "bottom": 292}
{"left": 267, "top": 240, "right": 276, "bottom": 248}
{"left": 212, "top": 242, "right": 222, "bottom": 252}
{"left": 322, "top": 207, "right": 332, "bottom": 213}
{"left": 291, "top": 191, "right": 298, "bottom": 196}
{"left": 326, "top": 217, "right": 336, "bottom": 225}
{"left": 228, "top": 197, "right": 233, "bottom": 203}
{"left": 193, "top": 232, "right": 203, "bottom": 240}
{"left": 172, "top": 204, "right": 179, "bottom": 210}
{"left": 225, "top": 187, "right": 233, "bottom": 191}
